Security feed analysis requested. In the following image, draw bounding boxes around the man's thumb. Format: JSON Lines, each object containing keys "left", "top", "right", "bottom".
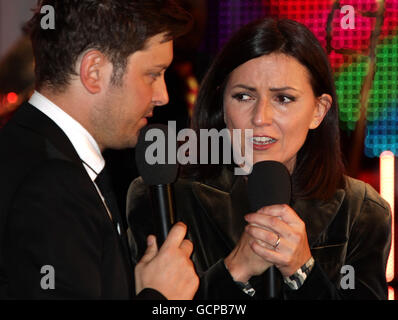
{"left": 140, "top": 235, "right": 158, "bottom": 263}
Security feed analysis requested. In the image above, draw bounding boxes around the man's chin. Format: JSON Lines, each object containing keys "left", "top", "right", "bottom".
{"left": 123, "top": 138, "right": 138, "bottom": 150}
{"left": 105, "top": 138, "right": 138, "bottom": 151}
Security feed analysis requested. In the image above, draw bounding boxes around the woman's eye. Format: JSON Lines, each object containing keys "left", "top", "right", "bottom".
{"left": 275, "top": 95, "right": 295, "bottom": 104}
{"left": 232, "top": 93, "right": 253, "bottom": 102}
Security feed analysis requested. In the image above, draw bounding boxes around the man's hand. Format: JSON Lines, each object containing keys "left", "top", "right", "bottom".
{"left": 134, "top": 222, "right": 199, "bottom": 300}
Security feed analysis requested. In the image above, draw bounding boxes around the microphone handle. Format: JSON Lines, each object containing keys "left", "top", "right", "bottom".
{"left": 266, "top": 266, "right": 278, "bottom": 299}
{"left": 149, "top": 184, "right": 175, "bottom": 246}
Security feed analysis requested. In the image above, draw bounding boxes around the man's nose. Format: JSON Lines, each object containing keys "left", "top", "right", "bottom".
{"left": 153, "top": 77, "right": 169, "bottom": 107}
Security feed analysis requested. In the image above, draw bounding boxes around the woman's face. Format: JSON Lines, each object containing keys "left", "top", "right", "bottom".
{"left": 223, "top": 53, "right": 331, "bottom": 173}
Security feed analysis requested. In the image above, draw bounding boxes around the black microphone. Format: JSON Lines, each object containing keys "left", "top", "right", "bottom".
{"left": 247, "top": 160, "right": 291, "bottom": 299}
{"left": 135, "top": 124, "right": 179, "bottom": 246}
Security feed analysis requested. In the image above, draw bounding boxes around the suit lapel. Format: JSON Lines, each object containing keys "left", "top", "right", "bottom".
{"left": 192, "top": 167, "right": 346, "bottom": 249}
{"left": 11, "top": 102, "right": 82, "bottom": 164}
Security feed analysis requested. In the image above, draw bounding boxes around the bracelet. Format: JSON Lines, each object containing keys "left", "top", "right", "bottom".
{"left": 223, "top": 260, "right": 256, "bottom": 297}
{"left": 234, "top": 281, "right": 256, "bottom": 297}
{"left": 283, "top": 256, "right": 315, "bottom": 290}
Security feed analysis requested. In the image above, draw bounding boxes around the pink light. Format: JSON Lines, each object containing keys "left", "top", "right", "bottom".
{"left": 380, "top": 151, "right": 395, "bottom": 286}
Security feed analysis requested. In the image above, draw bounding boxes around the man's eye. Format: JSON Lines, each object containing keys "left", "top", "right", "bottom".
{"left": 232, "top": 93, "right": 253, "bottom": 102}
{"left": 150, "top": 73, "right": 161, "bottom": 79}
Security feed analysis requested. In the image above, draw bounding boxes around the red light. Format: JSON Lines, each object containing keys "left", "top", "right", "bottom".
{"left": 7, "top": 92, "right": 18, "bottom": 104}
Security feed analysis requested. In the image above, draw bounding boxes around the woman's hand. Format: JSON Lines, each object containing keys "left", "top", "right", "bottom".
{"left": 224, "top": 223, "right": 273, "bottom": 283}
{"left": 244, "top": 204, "right": 312, "bottom": 277}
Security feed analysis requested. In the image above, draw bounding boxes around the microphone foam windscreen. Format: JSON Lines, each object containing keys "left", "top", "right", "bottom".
{"left": 247, "top": 161, "right": 291, "bottom": 212}
{"left": 135, "top": 124, "right": 179, "bottom": 185}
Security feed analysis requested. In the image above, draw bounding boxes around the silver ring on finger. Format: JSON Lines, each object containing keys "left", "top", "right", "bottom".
{"left": 273, "top": 234, "right": 281, "bottom": 249}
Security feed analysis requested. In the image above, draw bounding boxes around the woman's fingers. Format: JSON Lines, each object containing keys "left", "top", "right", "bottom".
{"left": 245, "top": 224, "right": 280, "bottom": 249}
{"left": 245, "top": 211, "right": 291, "bottom": 239}
{"left": 244, "top": 205, "right": 312, "bottom": 277}
{"left": 260, "top": 204, "right": 302, "bottom": 225}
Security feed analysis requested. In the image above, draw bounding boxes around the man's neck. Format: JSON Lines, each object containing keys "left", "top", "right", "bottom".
{"left": 37, "top": 88, "right": 104, "bottom": 152}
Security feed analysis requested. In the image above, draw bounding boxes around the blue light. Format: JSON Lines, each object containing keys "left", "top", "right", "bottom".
{"left": 365, "top": 102, "right": 398, "bottom": 157}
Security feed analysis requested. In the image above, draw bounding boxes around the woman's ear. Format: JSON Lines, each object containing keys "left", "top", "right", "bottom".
{"left": 310, "top": 94, "right": 332, "bottom": 129}
{"left": 79, "top": 50, "right": 111, "bottom": 94}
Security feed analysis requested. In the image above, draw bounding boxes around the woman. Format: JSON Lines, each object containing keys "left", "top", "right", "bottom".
{"left": 127, "top": 18, "right": 391, "bottom": 299}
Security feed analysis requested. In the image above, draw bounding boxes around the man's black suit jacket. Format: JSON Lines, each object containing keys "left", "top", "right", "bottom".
{"left": 0, "top": 103, "right": 163, "bottom": 299}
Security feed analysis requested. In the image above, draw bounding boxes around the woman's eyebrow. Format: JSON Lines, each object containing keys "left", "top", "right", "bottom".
{"left": 269, "top": 86, "right": 300, "bottom": 92}
{"left": 231, "top": 85, "right": 301, "bottom": 93}
{"left": 231, "top": 84, "right": 257, "bottom": 92}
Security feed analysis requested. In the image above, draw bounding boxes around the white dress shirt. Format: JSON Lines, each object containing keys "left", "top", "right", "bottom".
{"left": 29, "top": 90, "right": 105, "bottom": 181}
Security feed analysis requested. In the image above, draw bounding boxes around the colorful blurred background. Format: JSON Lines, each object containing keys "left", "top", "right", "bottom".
{"left": 0, "top": 0, "right": 397, "bottom": 299}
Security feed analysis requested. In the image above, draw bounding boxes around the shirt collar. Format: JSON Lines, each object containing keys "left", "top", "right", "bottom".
{"left": 29, "top": 91, "right": 105, "bottom": 181}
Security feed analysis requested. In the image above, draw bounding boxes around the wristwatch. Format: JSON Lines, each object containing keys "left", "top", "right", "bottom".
{"left": 283, "top": 256, "right": 315, "bottom": 290}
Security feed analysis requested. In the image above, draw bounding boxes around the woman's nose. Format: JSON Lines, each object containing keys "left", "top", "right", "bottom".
{"left": 252, "top": 99, "right": 273, "bottom": 126}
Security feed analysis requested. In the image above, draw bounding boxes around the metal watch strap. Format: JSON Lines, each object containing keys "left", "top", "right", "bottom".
{"left": 283, "top": 256, "right": 315, "bottom": 290}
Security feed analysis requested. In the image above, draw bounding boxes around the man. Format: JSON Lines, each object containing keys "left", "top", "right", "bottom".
{"left": 0, "top": 0, "right": 198, "bottom": 299}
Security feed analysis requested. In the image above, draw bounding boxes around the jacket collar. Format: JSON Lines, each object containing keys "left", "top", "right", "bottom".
{"left": 291, "top": 190, "right": 345, "bottom": 246}
{"left": 191, "top": 167, "right": 249, "bottom": 249}
{"left": 11, "top": 102, "right": 82, "bottom": 165}
{"left": 191, "top": 166, "right": 346, "bottom": 248}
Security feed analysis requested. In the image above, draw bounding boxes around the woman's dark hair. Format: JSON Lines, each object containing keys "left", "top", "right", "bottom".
{"left": 190, "top": 18, "right": 345, "bottom": 200}
{"left": 26, "top": 0, "right": 192, "bottom": 91}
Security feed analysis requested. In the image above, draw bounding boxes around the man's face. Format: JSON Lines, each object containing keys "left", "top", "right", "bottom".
{"left": 92, "top": 33, "right": 173, "bottom": 150}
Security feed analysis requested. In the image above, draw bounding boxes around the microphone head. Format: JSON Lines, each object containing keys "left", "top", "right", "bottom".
{"left": 247, "top": 161, "right": 291, "bottom": 212}
{"left": 135, "top": 124, "right": 178, "bottom": 185}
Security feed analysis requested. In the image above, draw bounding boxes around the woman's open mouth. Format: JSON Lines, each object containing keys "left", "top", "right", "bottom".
{"left": 251, "top": 136, "right": 277, "bottom": 150}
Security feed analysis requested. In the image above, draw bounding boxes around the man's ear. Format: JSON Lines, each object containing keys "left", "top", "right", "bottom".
{"left": 309, "top": 94, "right": 332, "bottom": 129}
{"left": 79, "top": 50, "right": 110, "bottom": 94}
